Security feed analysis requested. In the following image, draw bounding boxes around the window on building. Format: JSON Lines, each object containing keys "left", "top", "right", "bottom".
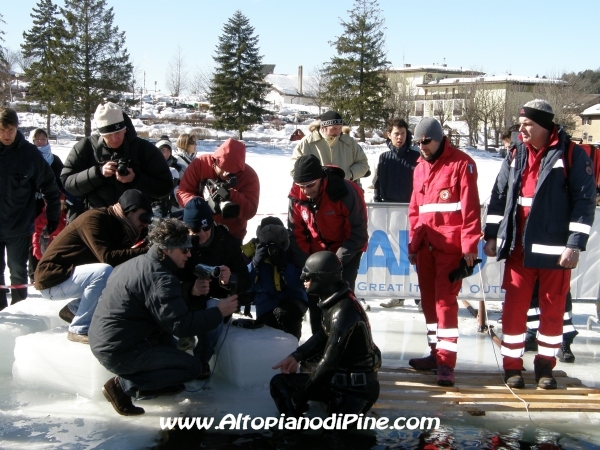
{"left": 415, "top": 102, "right": 424, "bottom": 116}
{"left": 583, "top": 117, "right": 592, "bottom": 125}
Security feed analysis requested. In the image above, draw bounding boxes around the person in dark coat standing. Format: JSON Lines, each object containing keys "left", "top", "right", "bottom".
{"left": 374, "top": 118, "right": 420, "bottom": 309}
{"left": 0, "top": 107, "right": 60, "bottom": 310}
{"left": 90, "top": 218, "right": 238, "bottom": 416}
{"left": 60, "top": 102, "right": 172, "bottom": 220}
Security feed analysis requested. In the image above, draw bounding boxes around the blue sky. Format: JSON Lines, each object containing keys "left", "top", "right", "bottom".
{"left": 2, "top": 0, "right": 598, "bottom": 93}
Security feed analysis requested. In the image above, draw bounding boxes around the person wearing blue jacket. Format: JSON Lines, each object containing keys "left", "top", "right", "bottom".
{"left": 244, "top": 216, "right": 308, "bottom": 340}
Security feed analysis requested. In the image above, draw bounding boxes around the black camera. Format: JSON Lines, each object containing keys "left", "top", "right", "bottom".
{"left": 193, "top": 263, "right": 221, "bottom": 280}
{"left": 266, "top": 242, "right": 280, "bottom": 259}
{"left": 110, "top": 154, "right": 130, "bottom": 176}
{"left": 204, "top": 177, "right": 240, "bottom": 219}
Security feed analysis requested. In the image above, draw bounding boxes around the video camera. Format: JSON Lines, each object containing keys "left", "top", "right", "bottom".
{"left": 204, "top": 177, "right": 240, "bottom": 219}
{"left": 193, "top": 263, "right": 243, "bottom": 301}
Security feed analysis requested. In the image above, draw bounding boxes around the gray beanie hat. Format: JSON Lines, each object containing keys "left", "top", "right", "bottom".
{"left": 156, "top": 139, "right": 172, "bottom": 151}
{"left": 414, "top": 117, "right": 444, "bottom": 142}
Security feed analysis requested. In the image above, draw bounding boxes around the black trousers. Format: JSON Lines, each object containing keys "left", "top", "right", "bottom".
{"left": 0, "top": 234, "right": 30, "bottom": 310}
{"left": 270, "top": 372, "right": 379, "bottom": 417}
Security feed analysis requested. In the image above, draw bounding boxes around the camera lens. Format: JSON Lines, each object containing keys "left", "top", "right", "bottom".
{"left": 117, "top": 162, "right": 129, "bottom": 176}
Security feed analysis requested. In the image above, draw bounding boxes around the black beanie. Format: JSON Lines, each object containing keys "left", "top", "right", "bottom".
{"left": 293, "top": 155, "right": 324, "bottom": 183}
{"left": 519, "top": 100, "right": 555, "bottom": 131}
{"left": 183, "top": 197, "right": 214, "bottom": 231}
{"left": 118, "top": 189, "right": 152, "bottom": 213}
{"left": 320, "top": 110, "right": 343, "bottom": 127}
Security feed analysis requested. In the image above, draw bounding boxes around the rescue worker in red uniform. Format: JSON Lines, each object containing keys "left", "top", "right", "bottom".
{"left": 484, "top": 100, "right": 596, "bottom": 389}
{"left": 288, "top": 155, "right": 368, "bottom": 335}
{"left": 407, "top": 117, "right": 481, "bottom": 387}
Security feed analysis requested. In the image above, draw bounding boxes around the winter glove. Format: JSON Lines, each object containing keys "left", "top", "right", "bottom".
{"left": 252, "top": 243, "right": 269, "bottom": 268}
{"left": 291, "top": 391, "right": 310, "bottom": 415}
{"left": 448, "top": 258, "right": 482, "bottom": 283}
{"left": 45, "top": 219, "right": 59, "bottom": 236}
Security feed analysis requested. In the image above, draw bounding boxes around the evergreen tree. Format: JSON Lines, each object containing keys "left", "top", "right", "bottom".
{"left": 21, "top": 0, "right": 70, "bottom": 133}
{"left": 61, "top": 0, "right": 132, "bottom": 136}
{"left": 0, "top": 14, "right": 9, "bottom": 104}
{"left": 324, "top": 0, "right": 391, "bottom": 142}
{"left": 209, "top": 10, "right": 269, "bottom": 140}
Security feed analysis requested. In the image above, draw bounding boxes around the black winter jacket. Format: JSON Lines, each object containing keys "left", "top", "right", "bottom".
{"left": 0, "top": 131, "right": 60, "bottom": 240}
{"left": 484, "top": 128, "right": 596, "bottom": 268}
{"left": 60, "top": 114, "right": 172, "bottom": 208}
{"left": 291, "top": 282, "right": 381, "bottom": 396}
{"left": 373, "top": 132, "right": 420, "bottom": 203}
{"left": 89, "top": 245, "right": 223, "bottom": 363}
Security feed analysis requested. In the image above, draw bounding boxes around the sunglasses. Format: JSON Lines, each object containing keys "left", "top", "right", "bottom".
{"left": 415, "top": 138, "right": 433, "bottom": 146}
{"left": 295, "top": 180, "right": 318, "bottom": 188}
{"left": 192, "top": 225, "right": 212, "bottom": 233}
{"left": 179, "top": 247, "right": 191, "bottom": 255}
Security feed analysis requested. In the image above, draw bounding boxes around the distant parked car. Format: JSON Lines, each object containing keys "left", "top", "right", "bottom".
{"left": 295, "top": 111, "right": 313, "bottom": 121}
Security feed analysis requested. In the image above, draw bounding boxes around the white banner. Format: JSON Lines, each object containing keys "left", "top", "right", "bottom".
{"left": 355, "top": 203, "right": 600, "bottom": 301}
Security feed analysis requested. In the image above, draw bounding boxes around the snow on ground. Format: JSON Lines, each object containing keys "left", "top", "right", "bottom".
{"left": 2, "top": 121, "right": 600, "bottom": 448}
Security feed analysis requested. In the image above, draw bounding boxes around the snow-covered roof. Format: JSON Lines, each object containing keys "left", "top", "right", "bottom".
{"left": 581, "top": 103, "right": 600, "bottom": 116}
{"left": 424, "top": 74, "right": 564, "bottom": 86}
{"left": 387, "top": 64, "right": 483, "bottom": 75}
{"left": 265, "top": 74, "right": 317, "bottom": 96}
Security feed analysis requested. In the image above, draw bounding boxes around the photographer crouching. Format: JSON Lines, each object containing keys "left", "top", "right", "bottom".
{"left": 89, "top": 218, "right": 238, "bottom": 416}
{"left": 239, "top": 217, "right": 308, "bottom": 340}
{"left": 176, "top": 198, "right": 251, "bottom": 378}
{"left": 177, "top": 138, "right": 260, "bottom": 244}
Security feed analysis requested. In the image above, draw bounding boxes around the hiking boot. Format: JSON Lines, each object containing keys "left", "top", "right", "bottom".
{"left": 436, "top": 364, "right": 455, "bottom": 387}
{"left": 524, "top": 337, "right": 538, "bottom": 352}
{"left": 557, "top": 342, "right": 575, "bottom": 363}
{"left": 59, "top": 305, "right": 75, "bottom": 324}
{"left": 67, "top": 331, "right": 89, "bottom": 344}
{"left": 408, "top": 354, "right": 437, "bottom": 371}
{"left": 102, "top": 377, "right": 145, "bottom": 416}
{"left": 534, "top": 358, "right": 557, "bottom": 390}
{"left": 504, "top": 370, "right": 525, "bottom": 389}
{"left": 178, "top": 336, "right": 196, "bottom": 351}
{"left": 380, "top": 299, "right": 405, "bottom": 308}
{"left": 137, "top": 384, "right": 185, "bottom": 399}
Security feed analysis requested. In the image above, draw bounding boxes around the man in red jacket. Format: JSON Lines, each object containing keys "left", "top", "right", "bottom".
{"left": 407, "top": 118, "right": 481, "bottom": 387}
{"left": 288, "top": 155, "right": 368, "bottom": 334}
{"left": 177, "top": 138, "right": 259, "bottom": 243}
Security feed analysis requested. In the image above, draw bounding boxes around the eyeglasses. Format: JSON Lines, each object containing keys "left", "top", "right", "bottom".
{"left": 415, "top": 138, "right": 433, "bottom": 146}
{"left": 192, "top": 225, "right": 212, "bottom": 233}
{"left": 179, "top": 248, "right": 191, "bottom": 255}
{"left": 33, "top": 138, "right": 48, "bottom": 143}
{"left": 295, "top": 180, "right": 318, "bottom": 188}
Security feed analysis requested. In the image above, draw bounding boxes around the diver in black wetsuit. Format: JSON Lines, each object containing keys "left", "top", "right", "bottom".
{"left": 270, "top": 251, "right": 381, "bottom": 417}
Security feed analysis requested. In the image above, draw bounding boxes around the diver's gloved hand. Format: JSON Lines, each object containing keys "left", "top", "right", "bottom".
{"left": 448, "top": 257, "right": 482, "bottom": 283}
{"left": 291, "top": 391, "right": 309, "bottom": 415}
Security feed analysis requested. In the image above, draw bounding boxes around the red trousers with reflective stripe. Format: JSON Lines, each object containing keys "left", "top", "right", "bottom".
{"left": 416, "top": 245, "right": 463, "bottom": 368}
{"left": 501, "top": 246, "right": 570, "bottom": 370}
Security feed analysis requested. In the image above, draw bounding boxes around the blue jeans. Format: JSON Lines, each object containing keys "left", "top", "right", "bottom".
{"left": 40, "top": 263, "right": 113, "bottom": 335}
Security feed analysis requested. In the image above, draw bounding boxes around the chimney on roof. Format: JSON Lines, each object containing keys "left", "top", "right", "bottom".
{"left": 404, "top": 63, "right": 411, "bottom": 68}
{"left": 298, "top": 65, "right": 303, "bottom": 96}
